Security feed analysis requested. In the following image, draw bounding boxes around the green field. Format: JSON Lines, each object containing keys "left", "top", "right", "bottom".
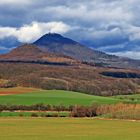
{"left": 0, "top": 118, "right": 139, "bottom": 140}
{"left": 0, "top": 89, "right": 121, "bottom": 106}
{"left": 114, "top": 94, "right": 140, "bottom": 104}
{"left": 0, "top": 111, "right": 69, "bottom": 117}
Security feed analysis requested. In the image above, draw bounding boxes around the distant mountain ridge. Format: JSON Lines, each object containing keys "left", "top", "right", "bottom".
{"left": 34, "top": 33, "right": 140, "bottom": 69}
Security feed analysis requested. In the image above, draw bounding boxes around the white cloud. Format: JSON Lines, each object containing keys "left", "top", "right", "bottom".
{"left": 0, "top": 46, "right": 9, "bottom": 51}
{"left": 0, "top": 45, "right": 15, "bottom": 54}
{"left": 99, "top": 44, "right": 126, "bottom": 51}
{"left": 0, "top": 21, "right": 71, "bottom": 42}
{"left": 42, "top": 0, "right": 133, "bottom": 26}
{"left": 111, "top": 51, "right": 140, "bottom": 60}
{"left": 127, "top": 26, "right": 140, "bottom": 41}
{"left": 0, "top": 27, "right": 16, "bottom": 39}
{"left": 0, "top": 0, "right": 32, "bottom": 5}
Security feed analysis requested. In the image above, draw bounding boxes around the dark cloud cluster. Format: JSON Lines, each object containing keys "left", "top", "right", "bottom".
{"left": 0, "top": 0, "right": 140, "bottom": 59}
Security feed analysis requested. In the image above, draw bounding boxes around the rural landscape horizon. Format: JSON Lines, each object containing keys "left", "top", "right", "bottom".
{"left": 0, "top": 0, "right": 140, "bottom": 140}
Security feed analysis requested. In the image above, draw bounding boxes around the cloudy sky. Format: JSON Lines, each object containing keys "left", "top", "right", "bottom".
{"left": 0, "top": 0, "right": 140, "bottom": 59}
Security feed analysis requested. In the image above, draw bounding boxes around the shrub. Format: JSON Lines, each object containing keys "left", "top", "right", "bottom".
{"left": 45, "top": 113, "right": 59, "bottom": 117}
{"left": 45, "top": 114, "right": 52, "bottom": 117}
{"left": 31, "top": 113, "right": 39, "bottom": 117}
{"left": 71, "top": 104, "right": 100, "bottom": 117}
{"left": 19, "top": 113, "right": 24, "bottom": 117}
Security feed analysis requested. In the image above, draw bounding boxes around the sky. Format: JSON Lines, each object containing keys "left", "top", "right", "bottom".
{"left": 0, "top": 0, "right": 140, "bottom": 59}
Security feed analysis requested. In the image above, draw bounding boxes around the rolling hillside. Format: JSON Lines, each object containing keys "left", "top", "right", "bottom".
{"left": 0, "top": 62, "right": 140, "bottom": 96}
{"left": 0, "top": 88, "right": 121, "bottom": 106}
{"left": 0, "top": 44, "right": 79, "bottom": 65}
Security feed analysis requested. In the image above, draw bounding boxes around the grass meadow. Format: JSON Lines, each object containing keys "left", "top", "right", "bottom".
{"left": 114, "top": 94, "right": 140, "bottom": 104}
{"left": 0, "top": 118, "right": 139, "bottom": 140}
{"left": 0, "top": 88, "right": 121, "bottom": 106}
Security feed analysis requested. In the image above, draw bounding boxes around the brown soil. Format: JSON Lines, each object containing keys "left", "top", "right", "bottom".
{"left": 0, "top": 91, "right": 21, "bottom": 95}
{"left": 0, "top": 87, "right": 36, "bottom": 95}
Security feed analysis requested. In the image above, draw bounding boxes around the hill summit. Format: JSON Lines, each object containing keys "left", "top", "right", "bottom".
{"left": 34, "top": 33, "right": 112, "bottom": 62}
{"left": 34, "top": 33, "right": 140, "bottom": 69}
{"left": 35, "top": 33, "right": 79, "bottom": 46}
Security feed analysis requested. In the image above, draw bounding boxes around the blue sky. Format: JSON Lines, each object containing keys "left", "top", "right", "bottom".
{"left": 0, "top": 0, "right": 140, "bottom": 59}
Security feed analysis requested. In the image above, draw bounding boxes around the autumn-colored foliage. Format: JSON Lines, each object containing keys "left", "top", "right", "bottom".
{"left": 0, "top": 63, "right": 139, "bottom": 96}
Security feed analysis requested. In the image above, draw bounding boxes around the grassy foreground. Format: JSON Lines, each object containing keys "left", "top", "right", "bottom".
{"left": 0, "top": 88, "right": 120, "bottom": 106}
{"left": 0, "top": 118, "right": 139, "bottom": 140}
